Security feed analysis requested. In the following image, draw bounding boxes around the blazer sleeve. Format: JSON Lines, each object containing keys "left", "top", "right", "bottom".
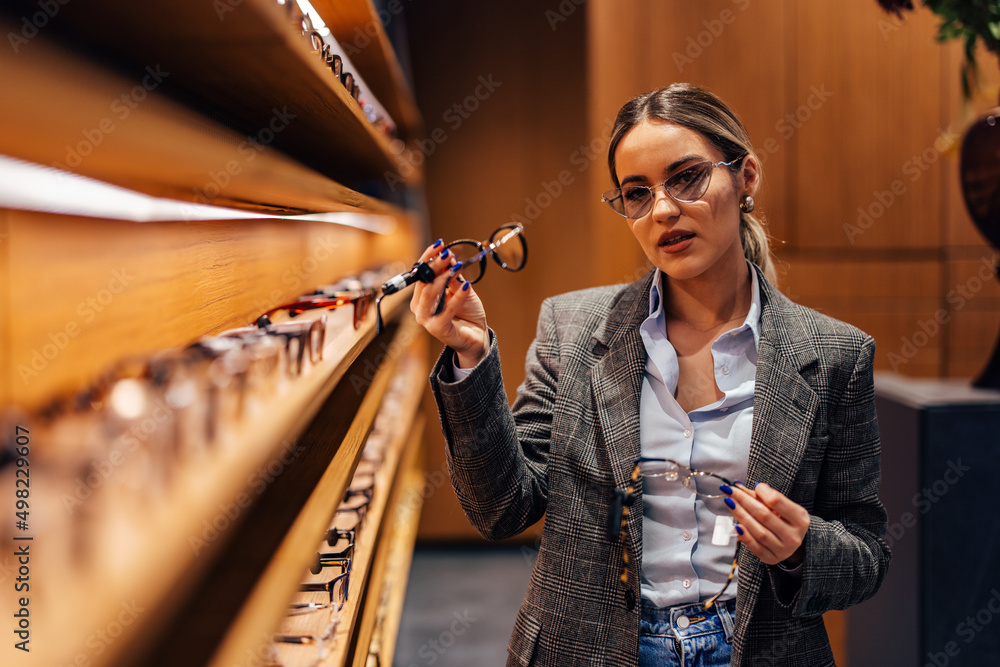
{"left": 777, "top": 334, "right": 892, "bottom": 616}
{"left": 428, "top": 298, "right": 560, "bottom": 540}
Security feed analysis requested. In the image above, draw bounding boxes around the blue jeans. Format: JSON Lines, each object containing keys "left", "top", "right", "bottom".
{"left": 639, "top": 597, "right": 736, "bottom": 667}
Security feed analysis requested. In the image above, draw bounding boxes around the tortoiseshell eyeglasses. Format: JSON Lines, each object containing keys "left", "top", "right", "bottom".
{"left": 609, "top": 456, "right": 740, "bottom": 610}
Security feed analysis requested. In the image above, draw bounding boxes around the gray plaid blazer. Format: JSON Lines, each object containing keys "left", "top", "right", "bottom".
{"left": 429, "top": 265, "right": 890, "bottom": 666}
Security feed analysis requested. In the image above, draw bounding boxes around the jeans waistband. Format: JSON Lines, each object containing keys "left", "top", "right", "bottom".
{"left": 639, "top": 597, "right": 737, "bottom": 642}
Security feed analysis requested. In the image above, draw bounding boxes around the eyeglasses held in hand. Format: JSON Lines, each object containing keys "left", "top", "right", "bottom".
{"left": 602, "top": 156, "right": 745, "bottom": 219}
{"left": 609, "top": 456, "right": 740, "bottom": 610}
{"left": 375, "top": 223, "right": 528, "bottom": 333}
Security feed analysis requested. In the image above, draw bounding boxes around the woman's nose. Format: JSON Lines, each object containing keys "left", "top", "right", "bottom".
{"left": 649, "top": 185, "right": 680, "bottom": 220}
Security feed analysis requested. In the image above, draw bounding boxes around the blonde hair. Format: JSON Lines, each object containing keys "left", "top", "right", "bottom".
{"left": 607, "top": 83, "right": 775, "bottom": 283}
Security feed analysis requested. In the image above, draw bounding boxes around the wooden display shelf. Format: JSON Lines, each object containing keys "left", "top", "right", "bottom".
{"left": 0, "top": 289, "right": 416, "bottom": 667}
{"left": 0, "top": 10, "right": 414, "bottom": 217}
{"left": 311, "top": 0, "right": 424, "bottom": 141}
{"left": 204, "top": 326, "right": 429, "bottom": 667}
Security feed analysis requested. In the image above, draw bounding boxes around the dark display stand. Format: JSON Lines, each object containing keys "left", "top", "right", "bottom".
{"left": 844, "top": 373, "right": 1000, "bottom": 667}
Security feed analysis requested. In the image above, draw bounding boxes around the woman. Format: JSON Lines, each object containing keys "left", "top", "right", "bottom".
{"left": 411, "top": 83, "right": 890, "bottom": 666}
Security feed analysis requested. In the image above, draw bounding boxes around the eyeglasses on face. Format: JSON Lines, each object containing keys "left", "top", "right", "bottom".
{"left": 610, "top": 456, "right": 740, "bottom": 610}
{"left": 602, "top": 156, "right": 745, "bottom": 219}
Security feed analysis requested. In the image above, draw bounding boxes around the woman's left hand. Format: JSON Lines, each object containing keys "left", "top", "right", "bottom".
{"left": 723, "top": 482, "right": 810, "bottom": 567}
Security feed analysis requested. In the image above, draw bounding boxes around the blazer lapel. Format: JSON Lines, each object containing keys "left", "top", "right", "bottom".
{"left": 591, "top": 269, "right": 656, "bottom": 564}
{"left": 736, "top": 266, "right": 821, "bottom": 639}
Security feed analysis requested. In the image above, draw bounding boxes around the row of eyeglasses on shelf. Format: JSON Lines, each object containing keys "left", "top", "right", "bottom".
{"left": 264, "top": 373, "right": 409, "bottom": 667}
{"left": 280, "top": 0, "right": 398, "bottom": 138}
{"left": 0, "top": 268, "right": 393, "bottom": 548}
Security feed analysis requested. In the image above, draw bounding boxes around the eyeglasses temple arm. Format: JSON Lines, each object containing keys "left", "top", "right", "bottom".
{"left": 607, "top": 488, "right": 634, "bottom": 540}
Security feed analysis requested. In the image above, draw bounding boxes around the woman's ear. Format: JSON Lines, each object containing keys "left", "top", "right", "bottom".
{"left": 740, "top": 155, "right": 761, "bottom": 199}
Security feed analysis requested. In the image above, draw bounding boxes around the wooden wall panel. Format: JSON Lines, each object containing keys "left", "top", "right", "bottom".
{"left": 793, "top": 1, "right": 946, "bottom": 251}
{"left": 780, "top": 257, "right": 945, "bottom": 377}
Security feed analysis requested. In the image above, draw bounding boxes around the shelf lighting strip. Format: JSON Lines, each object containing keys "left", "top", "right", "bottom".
{"left": 0, "top": 154, "right": 396, "bottom": 233}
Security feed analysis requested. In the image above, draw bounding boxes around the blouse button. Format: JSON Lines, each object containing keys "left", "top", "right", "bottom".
{"left": 683, "top": 579, "right": 692, "bottom": 589}
{"left": 683, "top": 429, "right": 692, "bottom": 438}
{"left": 721, "top": 365, "right": 730, "bottom": 375}
{"left": 682, "top": 531, "right": 692, "bottom": 541}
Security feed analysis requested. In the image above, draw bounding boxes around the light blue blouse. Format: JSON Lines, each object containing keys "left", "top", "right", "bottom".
{"left": 638, "top": 262, "right": 760, "bottom": 609}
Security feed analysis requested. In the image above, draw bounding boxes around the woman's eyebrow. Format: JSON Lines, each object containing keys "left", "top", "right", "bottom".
{"left": 619, "top": 154, "right": 704, "bottom": 185}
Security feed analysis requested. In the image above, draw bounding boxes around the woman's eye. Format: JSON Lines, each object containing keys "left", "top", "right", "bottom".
{"left": 669, "top": 167, "right": 701, "bottom": 187}
{"left": 623, "top": 187, "right": 649, "bottom": 202}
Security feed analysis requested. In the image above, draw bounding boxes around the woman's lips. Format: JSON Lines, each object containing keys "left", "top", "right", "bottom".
{"left": 659, "top": 233, "right": 695, "bottom": 253}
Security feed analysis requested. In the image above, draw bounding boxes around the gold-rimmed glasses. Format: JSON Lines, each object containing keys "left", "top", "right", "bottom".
{"left": 610, "top": 456, "right": 740, "bottom": 610}
{"left": 602, "top": 156, "right": 745, "bottom": 219}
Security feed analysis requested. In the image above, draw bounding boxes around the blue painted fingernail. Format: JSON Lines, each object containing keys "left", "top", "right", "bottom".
{"left": 724, "top": 497, "right": 736, "bottom": 510}
{"left": 733, "top": 480, "right": 742, "bottom": 486}
{"left": 432, "top": 238, "right": 443, "bottom": 248}
{"left": 720, "top": 484, "right": 733, "bottom": 495}
{"left": 449, "top": 261, "right": 464, "bottom": 273}
{"left": 735, "top": 525, "right": 744, "bottom": 536}
{"left": 440, "top": 248, "right": 450, "bottom": 259}
{"left": 462, "top": 281, "right": 470, "bottom": 291}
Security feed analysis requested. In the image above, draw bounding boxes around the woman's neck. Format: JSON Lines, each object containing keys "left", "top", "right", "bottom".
{"left": 662, "top": 260, "right": 752, "bottom": 332}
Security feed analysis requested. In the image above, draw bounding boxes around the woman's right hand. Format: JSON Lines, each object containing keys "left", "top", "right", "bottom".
{"left": 410, "top": 240, "right": 490, "bottom": 369}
